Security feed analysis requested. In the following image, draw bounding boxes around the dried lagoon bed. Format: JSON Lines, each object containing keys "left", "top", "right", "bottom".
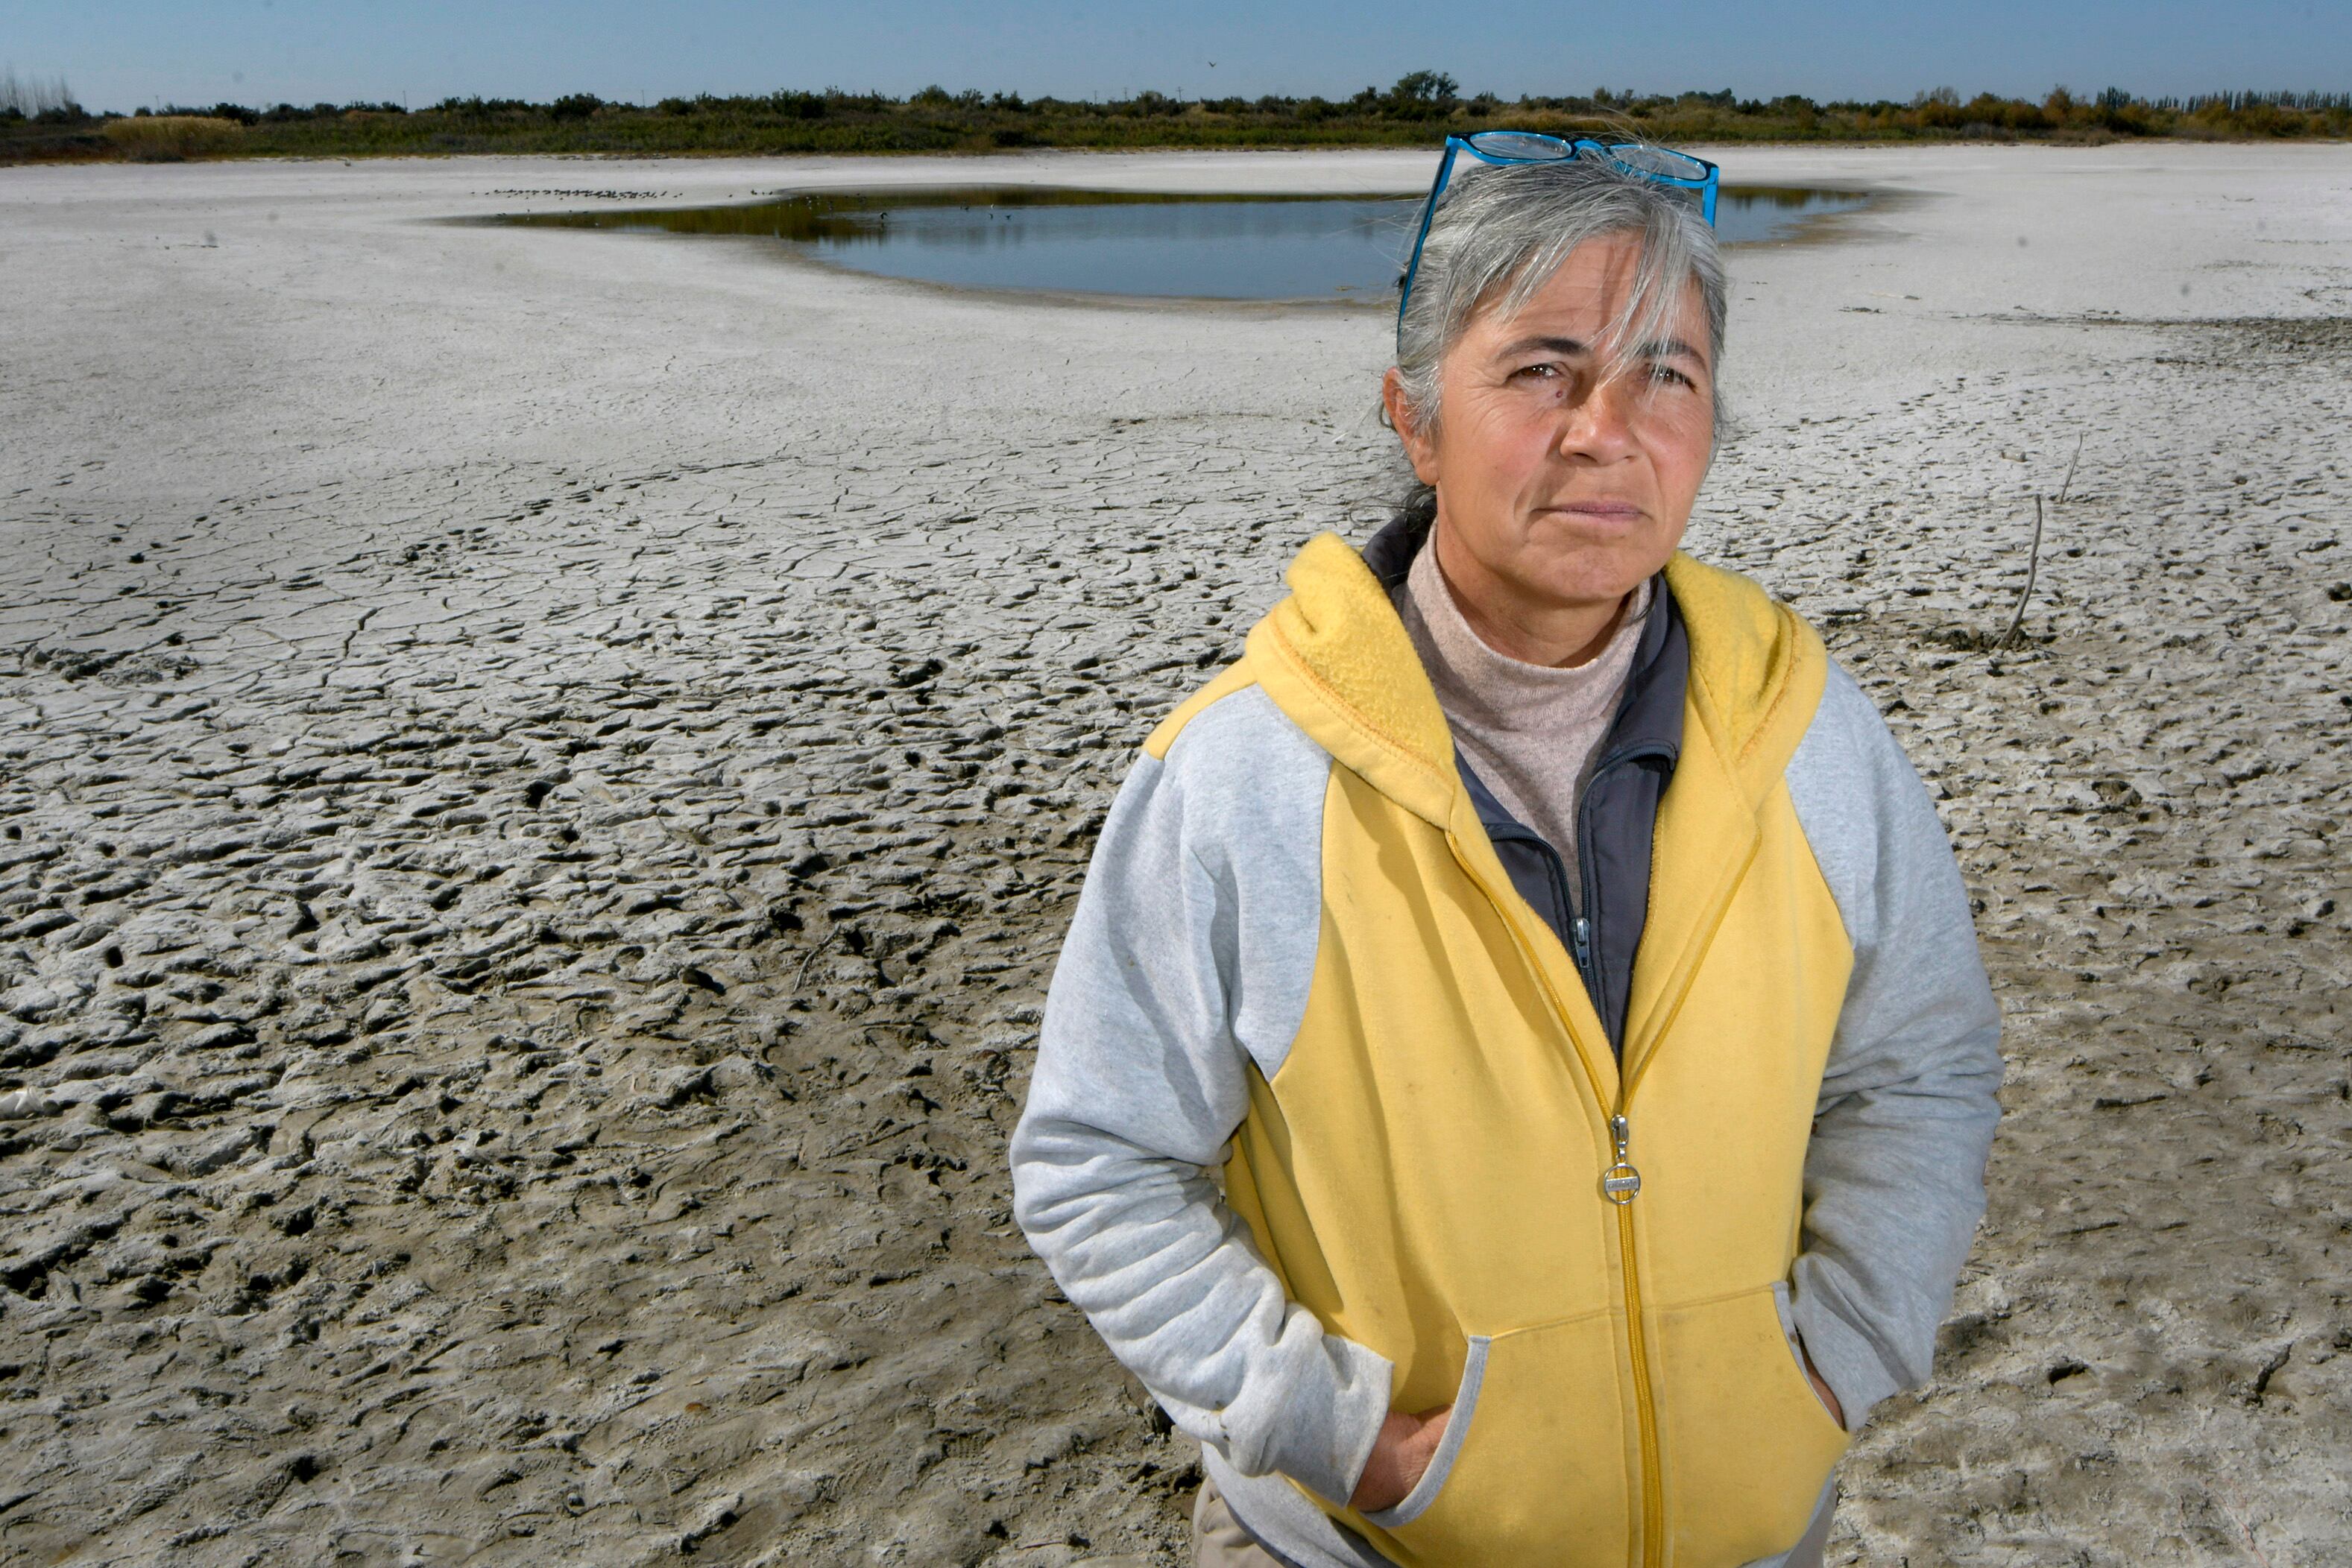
{"left": 0, "top": 145, "right": 2348, "bottom": 1566}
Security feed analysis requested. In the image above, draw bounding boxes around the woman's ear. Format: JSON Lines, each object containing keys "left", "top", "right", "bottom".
{"left": 1381, "top": 368, "right": 1440, "bottom": 486}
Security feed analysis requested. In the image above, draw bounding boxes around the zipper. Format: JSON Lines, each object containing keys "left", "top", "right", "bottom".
{"left": 1569, "top": 739, "right": 1677, "bottom": 1050}
{"left": 1574, "top": 767, "right": 1604, "bottom": 1023}
{"left": 1605, "top": 1114, "right": 1663, "bottom": 1568}
{"left": 1602, "top": 1114, "right": 1641, "bottom": 1202}
{"left": 1575, "top": 762, "right": 1665, "bottom": 1565}
{"left": 1443, "top": 835, "right": 1663, "bottom": 1567}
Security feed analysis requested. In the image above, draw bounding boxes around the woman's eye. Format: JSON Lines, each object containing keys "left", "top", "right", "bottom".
{"left": 1645, "top": 364, "right": 1697, "bottom": 391}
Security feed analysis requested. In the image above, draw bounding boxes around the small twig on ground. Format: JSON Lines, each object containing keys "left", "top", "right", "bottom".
{"left": 2219, "top": 1482, "right": 2277, "bottom": 1568}
{"left": 792, "top": 928, "right": 839, "bottom": 992}
{"left": 1996, "top": 493, "right": 2046, "bottom": 651}
{"left": 1993, "top": 434, "right": 2081, "bottom": 652}
{"left": 2056, "top": 431, "right": 2085, "bottom": 505}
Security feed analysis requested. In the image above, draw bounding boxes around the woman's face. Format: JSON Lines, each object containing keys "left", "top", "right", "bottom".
{"left": 1385, "top": 233, "right": 1715, "bottom": 622}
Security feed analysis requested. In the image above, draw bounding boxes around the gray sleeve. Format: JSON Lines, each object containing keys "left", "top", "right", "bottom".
{"left": 1783, "top": 663, "right": 2005, "bottom": 1429}
{"left": 1009, "top": 685, "right": 1392, "bottom": 1505}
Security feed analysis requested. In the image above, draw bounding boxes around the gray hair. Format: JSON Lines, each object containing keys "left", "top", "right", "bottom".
{"left": 1390, "top": 156, "right": 1728, "bottom": 442}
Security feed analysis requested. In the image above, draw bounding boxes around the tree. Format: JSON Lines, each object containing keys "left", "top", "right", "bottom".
{"left": 1390, "top": 71, "right": 1460, "bottom": 118}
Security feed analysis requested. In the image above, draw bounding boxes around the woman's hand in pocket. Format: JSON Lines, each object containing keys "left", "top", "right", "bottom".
{"left": 1801, "top": 1347, "right": 1846, "bottom": 1430}
{"left": 1349, "top": 1405, "right": 1453, "bottom": 1513}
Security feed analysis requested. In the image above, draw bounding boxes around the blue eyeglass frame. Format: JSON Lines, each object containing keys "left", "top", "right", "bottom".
{"left": 1396, "top": 131, "right": 1721, "bottom": 338}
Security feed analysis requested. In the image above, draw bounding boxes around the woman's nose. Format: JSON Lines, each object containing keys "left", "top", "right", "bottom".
{"left": 1557, "top": 376, "right": 1641, "bottom": 462}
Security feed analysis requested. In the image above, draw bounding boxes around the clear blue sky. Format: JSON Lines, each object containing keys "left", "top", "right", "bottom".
{"left": 6, "top": 0, "right": 2345, "bottom": 115}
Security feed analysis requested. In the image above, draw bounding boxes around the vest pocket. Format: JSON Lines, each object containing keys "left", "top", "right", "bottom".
{"left": 1361, "top": 1335, "right": 1488, "bottom": 1530}
{"left": 1367, "top": 1308, "right": 1633, "bottom": 1568}
{"left": 1653, "top": 1285, "right": 1851, "bottom": 1566}
{"left": 1770, "top": 1279, "right": 1844, "bottom": 1429}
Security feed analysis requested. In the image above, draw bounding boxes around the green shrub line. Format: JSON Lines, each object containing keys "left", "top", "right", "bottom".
{"left": 5, "top": 75, "right": 2348, "bottom": 164}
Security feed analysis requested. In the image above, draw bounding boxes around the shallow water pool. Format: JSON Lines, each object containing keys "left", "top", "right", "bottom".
{"left": 496, "top": 185, "right": 1869, "bottom": 301}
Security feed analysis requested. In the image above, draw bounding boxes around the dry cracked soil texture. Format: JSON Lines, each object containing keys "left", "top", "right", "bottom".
{"left": 0, "top": 149, "right": 2348, "bottom": 1567}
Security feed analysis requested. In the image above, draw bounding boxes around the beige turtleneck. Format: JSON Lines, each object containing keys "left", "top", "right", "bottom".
{"left": 1395, "top": 537, "right": 1651, "bottom": 892}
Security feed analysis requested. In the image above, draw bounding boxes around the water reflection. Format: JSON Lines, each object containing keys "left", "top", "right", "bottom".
{"left": 494, "top": 185, "right": 1870, "bottom": 300}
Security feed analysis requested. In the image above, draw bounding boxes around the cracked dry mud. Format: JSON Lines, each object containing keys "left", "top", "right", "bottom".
{"left": 1, "top": 147, "right": 2348, "bottom": 1566}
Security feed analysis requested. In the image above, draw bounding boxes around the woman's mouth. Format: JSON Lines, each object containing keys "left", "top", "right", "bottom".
{"left": 1543, "top": 500, "right": 1645, "bottom": 521}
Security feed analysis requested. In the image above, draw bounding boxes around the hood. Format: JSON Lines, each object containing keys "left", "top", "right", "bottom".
{"left": 1659, "top": 551, "right": 1827, "bottom": 806}
{"left": 1244, "top": 531, "right": 1824, "bottom": 823}
{"left": 1245, "top": 532, "right": 1460, "bottom": 828}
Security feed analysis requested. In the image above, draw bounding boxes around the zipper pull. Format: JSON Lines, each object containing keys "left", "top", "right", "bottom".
{"left": 1571, "top": 915, "right": 1593, "bottom": 969}
{"left": 1602, "top": 1113, "right": 1642, "bottom": 1204}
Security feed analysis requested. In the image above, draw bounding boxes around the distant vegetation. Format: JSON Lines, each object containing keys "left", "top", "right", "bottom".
{"left": 5, "top": 72, "right": 2348, "bottom": 163}
{"left": 98, "top": 114, "right": 247, "bottom": 159}
{"left": 0, "top": 66, "right": 77, "bottom": 118}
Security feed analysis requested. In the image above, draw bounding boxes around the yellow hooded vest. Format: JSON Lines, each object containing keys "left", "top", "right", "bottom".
{"left": 1147, "top": 534, "right": 1853, "bottom": 1567}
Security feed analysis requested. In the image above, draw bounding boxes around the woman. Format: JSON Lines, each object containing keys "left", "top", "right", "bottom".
{"left": 1012, "top": 145, "right": 2002, "bottom": 1568}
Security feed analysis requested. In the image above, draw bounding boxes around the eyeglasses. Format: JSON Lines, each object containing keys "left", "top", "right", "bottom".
{"left": 1396, "top": 131, "right": 1721, "bottom": 339}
